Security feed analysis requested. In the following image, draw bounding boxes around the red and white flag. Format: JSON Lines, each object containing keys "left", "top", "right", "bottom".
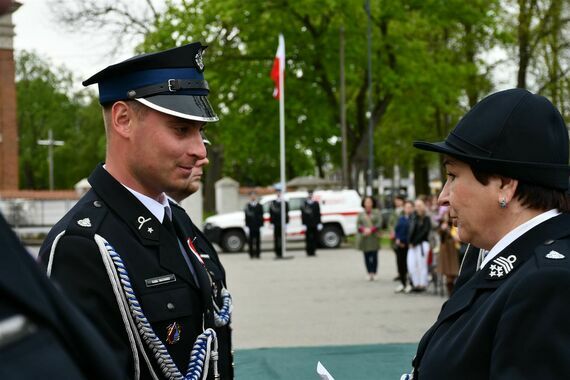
{"left": 270, "top": 34, "right": 285, "bottom": 99}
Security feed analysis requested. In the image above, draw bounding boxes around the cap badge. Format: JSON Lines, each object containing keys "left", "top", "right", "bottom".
{"left": 489, "top": 255, "right": 517, "bottom": 278}
{"left": 166, "top": 321, "right": 182, "bottom": 344}
{"left": 546, "top": 250, "right": 565, "bottom": 260}
{"left": 194, "top": 50, "right": 205, "bottom": 71}
{"left": 77, "top": 218, "right": 92, "bottom": 228}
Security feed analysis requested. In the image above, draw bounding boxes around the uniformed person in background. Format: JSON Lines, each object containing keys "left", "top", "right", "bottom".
{"left": 301, "top": 189, "right": 322, "bottom": 257}
{"left": 167, "top": 138, "right": 234, "bottom": 379}
{"left": 39, "top": 43, "right": 221, "bottom": 380}
{"left": 244, "top": 191, "right": 264, "bottom": 259}
{"left": 0, "top": 213, "right": 124, "bottom": 380}
{"left": 269, "top": 189, "right": 289, "bottom": 259}
{"left": 401, "top": 88, "right": 570, "bottom": 379}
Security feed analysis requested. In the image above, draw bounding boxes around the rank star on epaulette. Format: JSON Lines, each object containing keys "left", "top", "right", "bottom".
{"left": 488, "top": 254, "right": 517, "bottom": 279}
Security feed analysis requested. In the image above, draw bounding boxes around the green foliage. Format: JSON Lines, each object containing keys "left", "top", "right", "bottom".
{"left": 16, "top": 51, "right": 105, "bottom": 189}
{"left": 135, "top": 0, "right": 503, "bottom": 187}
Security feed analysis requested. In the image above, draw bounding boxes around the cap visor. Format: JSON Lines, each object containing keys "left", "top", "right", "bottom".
{"left": 136, "top": 95, "right": 219, "bottom": 122}
{"left": 413, "top": 140, "right": 468, "bottom": 157}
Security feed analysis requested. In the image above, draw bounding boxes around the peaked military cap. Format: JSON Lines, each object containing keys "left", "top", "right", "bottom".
{"left": 414, "top": 88, "right": 570, "bottom": 190}
{"left": 83, "top": 42, "right": 218, "bottom": 122}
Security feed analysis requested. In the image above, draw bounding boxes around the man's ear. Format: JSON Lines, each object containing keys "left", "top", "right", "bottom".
{"left": 110, "top": 101, "right": 133, "bottom": 139}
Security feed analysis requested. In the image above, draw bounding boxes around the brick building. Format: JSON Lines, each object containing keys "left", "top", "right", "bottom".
{"left": 0, "top": 2, "right": 19, "bottom": 190}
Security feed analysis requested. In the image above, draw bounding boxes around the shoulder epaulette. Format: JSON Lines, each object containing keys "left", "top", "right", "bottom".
{"left": 65, "top": 199, "right": 108, "bottom": 239}
{"left": 534, "top": 235, "right": 570, "bottom": 269}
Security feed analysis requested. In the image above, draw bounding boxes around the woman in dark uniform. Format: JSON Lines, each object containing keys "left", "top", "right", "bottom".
{"left": 402, "top": 88, "right": 570, "bottom": 379}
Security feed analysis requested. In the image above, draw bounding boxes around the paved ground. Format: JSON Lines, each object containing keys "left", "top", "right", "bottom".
{"left": 28, "top": 242, "right": 447, "bottom": 378}
{"left": 220, "top": 243, "right": 445, "bottom": 350}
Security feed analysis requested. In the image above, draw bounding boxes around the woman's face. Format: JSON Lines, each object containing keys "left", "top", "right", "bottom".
{"left": 438, "top": 157, "right": 502, "bottom": 249}
{"left": 414, "top": 199, "right": 426, "bottom": 215}
{"left": 364, "top": 197, "right": 374, "bottom": 211}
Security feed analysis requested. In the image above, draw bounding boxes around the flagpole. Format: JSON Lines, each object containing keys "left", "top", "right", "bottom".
{"left": 278, "top": 34, "right": 287, "bottom": 257}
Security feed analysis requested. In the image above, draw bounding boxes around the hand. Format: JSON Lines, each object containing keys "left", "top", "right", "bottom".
{"left": 317, "top": 223, "right": 323, "bottom": 231}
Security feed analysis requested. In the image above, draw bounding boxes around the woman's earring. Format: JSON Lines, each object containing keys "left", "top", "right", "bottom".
{"left": 499, "top": 198, "right": 507, "bottom": 208}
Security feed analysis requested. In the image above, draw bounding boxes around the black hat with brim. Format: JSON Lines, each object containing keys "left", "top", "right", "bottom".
{"left": 413, "top": 88, "right": 570, "bottom": 190}
{"left": 83, "top": 42, "right": 218, "bottom": 122}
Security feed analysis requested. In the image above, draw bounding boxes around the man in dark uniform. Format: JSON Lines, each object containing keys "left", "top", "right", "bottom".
{"left": 0, "top": 212, "right": 124, "bottom": 379}
{"left": 301, "top": 189, "right": 321, "bottom": 257}
{"left": 269, "top": 189, "right": 289, "bottom": 259}
{"left": 167, "top": 141, "right": 234, "bottom": 379}
{"left": 244, "top": 191, "right": 264, "bottom": 259}
{"left": 39, "top": 43, "right": 221, "bottom": 380}
{"left": 401, "top": 88, "right": 570, "bottom": 379}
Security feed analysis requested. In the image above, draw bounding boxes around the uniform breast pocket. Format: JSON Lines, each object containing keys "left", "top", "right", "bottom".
{"left": 139, "top": 286, "right": 202, "bottom": 323}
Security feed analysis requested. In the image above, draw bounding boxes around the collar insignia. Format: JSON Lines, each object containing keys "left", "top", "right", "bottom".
{"left": 77, "top": 218, "right": 92, "bottom": 228}
{"left": 546, "top": 250, "right": 565, "bottom": 260}
{"left": 488, "top": 255, "right": 517, "bottom": 278}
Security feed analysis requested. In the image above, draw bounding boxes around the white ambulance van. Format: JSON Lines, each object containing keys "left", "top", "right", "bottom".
{"left": 203, "top": 189, "right": 363, "bottom": 253}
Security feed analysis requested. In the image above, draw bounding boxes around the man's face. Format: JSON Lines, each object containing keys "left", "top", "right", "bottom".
{"left": 128, "top": 107, "right": 207, "bottom": 197}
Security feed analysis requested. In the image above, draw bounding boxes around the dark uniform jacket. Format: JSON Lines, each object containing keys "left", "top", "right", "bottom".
{"left": 170, "top": 202, "right": 234, "bottom": 379}
{"left": 244, "top": 202, "right": 264, "bottom": 230}
{"left": 412, "top": 213, "right": 570, "bottom": 379}
{"left": 408, "top": 213, "right": 431, "bottom": 246}
{"left": 269, "top": 199, "right": 289, "bottom": 227}
{"left": 0, "top": 214, "right": 124, "bottom": 380}
{"left": 39, "top": 165, "right": 215, "bottom": 380}
{"left": 301, "top": 199, "right": 321, "bottom": 228}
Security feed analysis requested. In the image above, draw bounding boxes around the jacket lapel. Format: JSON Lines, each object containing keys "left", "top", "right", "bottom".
{"left": 88, "top": 165, "right": 197, "bottom": 287}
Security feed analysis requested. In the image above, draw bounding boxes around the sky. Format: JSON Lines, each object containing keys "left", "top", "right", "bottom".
{"left": 12, "top": 0, "right": 140, "bottom": 83}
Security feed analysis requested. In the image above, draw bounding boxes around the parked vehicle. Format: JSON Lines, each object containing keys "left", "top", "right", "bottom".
{"left": 203, "top": 190, "right": 363, "bottom": 253}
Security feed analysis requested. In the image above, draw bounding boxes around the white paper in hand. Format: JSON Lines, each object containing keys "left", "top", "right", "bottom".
{"left": 316, "top": 361, "right": 335, "bottom": 380}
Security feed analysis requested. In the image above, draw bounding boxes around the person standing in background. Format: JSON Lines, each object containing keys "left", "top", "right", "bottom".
{"left": 244, "top": 191, "right": 264, "bottom": 259}
{"left": 436, "top": 211, "right": 460, "bottom": 296}
{"left": 167, "top": 138, "right": 234, "bottom": 379}
{"left": 269, "top": 189, "right": 289, "bottom": 259}
{"left": 389, "top": 195, "right": 405, "bottom": 282}
{"left": 394, "top": 200, "right": 414, "bottom": 293}
{"left": 301, "top": 189, "right": 322, "bottom": 257}
{"left": 407, "top": 198, "right": 432, "bottom": 291}
{"left": 356, "top": 196, "right": 382, "bottom": 281}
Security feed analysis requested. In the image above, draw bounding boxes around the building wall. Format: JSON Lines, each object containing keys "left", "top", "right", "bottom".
{"left": 0, "top": 9, "right": 19, "bottom": 190}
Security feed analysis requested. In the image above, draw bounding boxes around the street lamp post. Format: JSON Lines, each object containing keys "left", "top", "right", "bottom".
{"left": 365, "top": 0, "right": 374, "bottom": 196}
{"left": 37, "top": 129, "right": 64, "bottom": 190}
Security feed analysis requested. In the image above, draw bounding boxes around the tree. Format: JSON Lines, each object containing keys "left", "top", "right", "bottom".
{"left": 46, "top": 0, "right": 517, "bottom": 198}
{"left": 16, "top": 51, "right": 105, "bottom": 189}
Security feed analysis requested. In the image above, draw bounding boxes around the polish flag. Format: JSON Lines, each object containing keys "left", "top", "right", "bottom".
{"left": 270, "top": 34, "right": 285, "bottom": 99}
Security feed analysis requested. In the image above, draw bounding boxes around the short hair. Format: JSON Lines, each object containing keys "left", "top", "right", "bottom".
{"left": 361, "top": 196, "right": 378, "bottom": 208}
{"left": 102, "top": 100, "right": 149, "bottom": 124}
{"left": 469, "top": 163, "right": 570, "bottom": 212}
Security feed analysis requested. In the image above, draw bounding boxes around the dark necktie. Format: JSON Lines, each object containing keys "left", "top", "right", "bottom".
{"left": 163, "top": 209, "right": 199, "bottom": 286}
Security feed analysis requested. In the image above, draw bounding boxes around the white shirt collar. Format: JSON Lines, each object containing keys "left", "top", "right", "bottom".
{"left": 103, "top": 164, "right": 171, "bottom": 222}
{"left": 480, "top": 209, "right": 560, "bottom": 269}
{"left": 124, "top": 186, "right": 171, "bottom": 223}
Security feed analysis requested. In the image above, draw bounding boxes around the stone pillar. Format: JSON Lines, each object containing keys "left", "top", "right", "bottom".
{"left": 0, "top": 2, "right": 20, "bottom": 190}
{"left": 215, "top": 177, "right": 239, "bottom": 214}
{"left": 179, "top": 184, "right": 203, "bottom": 229}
